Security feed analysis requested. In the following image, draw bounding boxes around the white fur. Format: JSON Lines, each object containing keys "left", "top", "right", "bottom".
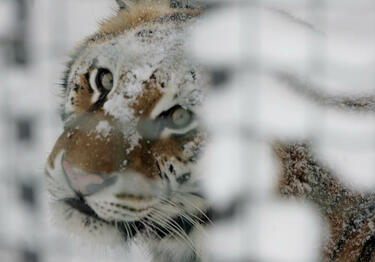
{"left": 49, "top": 201, "right": 124, "bottom": 246}
{"left": 149, "top": 225, "right": 207, "bottom": 262}
{"left": 47, "top": 4, "right": 209, "bottom": 262}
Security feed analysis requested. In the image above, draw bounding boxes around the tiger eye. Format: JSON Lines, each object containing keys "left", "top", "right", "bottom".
{"left": 97, "top": 69, "right": 113, "bottom": 91}
{"left": 171, "top": 108, "right": 191, "bottom": 127}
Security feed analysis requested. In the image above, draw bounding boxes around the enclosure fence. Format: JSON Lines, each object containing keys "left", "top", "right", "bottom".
{"left": 0, "top": 0, "right": 374, "bottom": 261}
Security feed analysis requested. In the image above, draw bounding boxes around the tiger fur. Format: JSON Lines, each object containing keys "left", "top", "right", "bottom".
{"left": 45, "top": 1, "right": 375, "bottom": 261}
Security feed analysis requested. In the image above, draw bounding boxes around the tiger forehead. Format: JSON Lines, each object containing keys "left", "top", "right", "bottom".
{"left": 132, "top": 73, "right": 164, "bottom": 117}
{"left": 92, "top": 1, "right": 201, "bottom": 40}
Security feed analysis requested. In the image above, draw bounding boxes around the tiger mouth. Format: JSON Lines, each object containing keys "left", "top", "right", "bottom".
{"left": 63, "top": 197, "right": 149, "bottom": 221}
{"left": 63, "top": 197, "right": 142, "bottom": 240}
{"left": 63, "top": 197, "right": 209, "bottom": 241}
{"left": 64, "top": 197, "right": 102, "bottom": 220}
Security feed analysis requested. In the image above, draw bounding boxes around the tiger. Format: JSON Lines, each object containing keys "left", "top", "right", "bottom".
{"left": 275, "top": 142, "right": 375, "bottom": 262}
{"left": 274, "top": 73, "right": 375, "bottom": 262}
{"left": 44, "top": 0, "right": 375, "bottom": 261}
{"left": 45, "top": 1, "right": 209, "bottom": 261}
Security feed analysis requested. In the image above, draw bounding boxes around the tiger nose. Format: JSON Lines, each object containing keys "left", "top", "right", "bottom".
{"left": 62, "top": 158, "right": 118, "bottom": 196}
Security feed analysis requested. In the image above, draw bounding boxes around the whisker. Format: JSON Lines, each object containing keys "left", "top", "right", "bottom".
{"left": 131, "top": 223, "right": 141, "bottom": 239}
{"left": 143, "top": 214, "right": 172, "bottom": 240}
{"left": 139, "top": 220, "right": 152, "bottom": 241}
{"left": 157, "top": 196, "right": 202, "bottom": 228}
{"left": 148, "top": 212, "right": 190, "bottom": 247}
{"left": 125, "top": 222, "right": 133, "bottom": 240}
{"left": 119, "top": 221, "right": 130, "bottom": 240}
{"left": 158, "top": 195, "right": 210, "bottom": 230}
{"left": 171, "top": 193, "right": 213, "bottom": 225}
{"left": 149, "top": 208, "right": 198, "bottom": 255}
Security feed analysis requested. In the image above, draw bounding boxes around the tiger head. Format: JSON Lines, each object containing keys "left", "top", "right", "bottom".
{"left": 45, "top": 1, "right": 209, "bottom": 261}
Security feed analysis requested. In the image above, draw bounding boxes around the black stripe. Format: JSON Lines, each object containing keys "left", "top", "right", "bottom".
{"left": 64, "top": 197, "right": 98, "bottom": 218}
{"left": 358, "top": 234, "right": 375, "bottom": 262}
{"left": 60, "top": 46, "right": 87, "bottom": 121}
{"left": 88, "top": 91, "right": 109, "bottom": 112}
{"left": 117, "top": 209, "right": 212, "bottom": 240}
{"left": 331, "top": 201, "right": 375, "bottom": 261}
{"left": 170, "top": 0, "right": 199, "bottom": 9}
{"left": 61, "top": 45, "right": 86, "bottom": 91}
{"left": 64, "top": 196, "right": 212, "bottom": 241}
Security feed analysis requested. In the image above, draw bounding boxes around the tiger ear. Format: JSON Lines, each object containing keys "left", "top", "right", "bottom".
{"left": 115, "top": 0, "right": 137, "bottom": 10}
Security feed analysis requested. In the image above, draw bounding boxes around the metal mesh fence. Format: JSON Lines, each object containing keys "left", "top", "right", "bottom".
{"left": 0, "top": 0, "right": 374, "bottom": 261}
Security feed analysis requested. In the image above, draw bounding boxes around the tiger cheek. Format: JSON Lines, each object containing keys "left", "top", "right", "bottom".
{"left": 125, "top": 138, "right": 182, "bottom": 179}
{"left": 69, "top": 74, "right": 95, "bottom": 113}
{"left": 154, "top": 137, "right": 192, "bottom": 163}
{"left": 127, "top": 142, "right": 160, "bottom": 179}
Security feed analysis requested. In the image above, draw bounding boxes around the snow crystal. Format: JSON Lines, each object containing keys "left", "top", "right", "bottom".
{"left": 103, "top": 91, "right": 135, "bottom": 121}
{"left": 95, "top": 121, "right": 112, "bottom": 138}
{"left": 187, "top": 89, "right": 204, "bottom": 106}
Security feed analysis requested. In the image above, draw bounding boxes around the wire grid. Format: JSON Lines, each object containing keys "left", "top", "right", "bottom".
{"left": 0, "top": 0, "right": 374, "bottom": 261}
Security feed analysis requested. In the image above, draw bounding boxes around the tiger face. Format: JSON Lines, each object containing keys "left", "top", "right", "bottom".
{"left": 45, "top": 1, "right": 209, "bottom": 261}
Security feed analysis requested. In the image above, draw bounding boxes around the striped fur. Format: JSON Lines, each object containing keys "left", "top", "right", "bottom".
{"left": 46, "top": 1, "right": 209, "bottom": 262}
{"left": 275, "top": 143, "right": 375, "bottom": 262}
{"left": 46, "top": 1, "right": 375, "bottom": 261}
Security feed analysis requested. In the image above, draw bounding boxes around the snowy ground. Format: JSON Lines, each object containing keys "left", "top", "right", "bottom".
{"left": 0, "top": 0, "right": 374, "bottom": 261}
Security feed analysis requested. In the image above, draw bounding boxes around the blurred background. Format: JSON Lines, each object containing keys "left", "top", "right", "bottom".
{"left": 1, "top": 0, "right": 375, "bottom": 261}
